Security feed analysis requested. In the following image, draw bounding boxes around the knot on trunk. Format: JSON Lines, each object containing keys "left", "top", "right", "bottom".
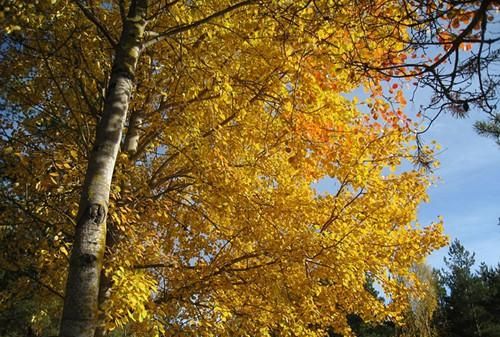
{"left": 80, "top": 253, "right": 98, "bottom": 266}
{"left": 88, "top": 203, "right": 106, "bottom": 225}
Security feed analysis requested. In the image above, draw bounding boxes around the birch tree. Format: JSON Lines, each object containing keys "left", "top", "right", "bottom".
{"left": 1, "top": 1, "right": 497, "bottom": 336}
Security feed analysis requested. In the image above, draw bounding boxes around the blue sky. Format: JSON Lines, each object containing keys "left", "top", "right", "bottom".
{"left": 418, "top": 113, "right": 500, "bottom": 269}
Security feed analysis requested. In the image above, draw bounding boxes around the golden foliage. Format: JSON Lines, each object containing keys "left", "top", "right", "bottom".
{"left": 0, "top": 0, "right": 451, "bottom": 336}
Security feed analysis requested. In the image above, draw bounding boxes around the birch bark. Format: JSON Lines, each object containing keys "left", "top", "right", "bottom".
{"left": 59, "top": 2, "right": 148, "bottom": 336}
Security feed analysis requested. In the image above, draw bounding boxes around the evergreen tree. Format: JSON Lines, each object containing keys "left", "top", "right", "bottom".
{"left": 436, "top": 240, "right": 500, "bottom": 337}
{"left": 475, "top": 114, "right": 500, "bottom": 146}
{"left": 476, "top": 263, "right": 500, "bottom": 336}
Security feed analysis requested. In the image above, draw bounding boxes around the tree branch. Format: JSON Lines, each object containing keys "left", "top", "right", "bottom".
{"left": 142, "top": 0, "right": 256, "bottom": 49}
{"left": 72, "top": 0, "right": 118, "bottom": 47}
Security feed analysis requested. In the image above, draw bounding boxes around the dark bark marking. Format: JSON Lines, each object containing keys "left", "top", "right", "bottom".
{"left": 80, "top": 254, "right": 97, "bottom": 265}
{"left": 88, "top": 204, "right": 106, "bottom": 225}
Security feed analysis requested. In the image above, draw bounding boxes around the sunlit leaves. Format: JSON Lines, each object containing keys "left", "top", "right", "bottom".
{"left": 101, "top": 268, "right": 157, "bottom": 331}
{"left": 0, "top": 0, "right": 451, "bottom": 336}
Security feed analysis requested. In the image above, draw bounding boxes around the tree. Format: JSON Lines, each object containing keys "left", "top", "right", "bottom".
{"left": 398, "top": 264, "right": 439, "bottom": 337}
{"left": 435, "top": 240, "right": 500, "bottom": 337}
{"left": 2, "top": 1, "right": 497, "bottom": 336}
{"left": 475, "top": 117, "right": 500, "bottom": 146}
{"left": 441, "top": 240, "right": 483, "bottom": 337}
{"left": 476, "top": 263, "right": 500, "bottom": 336}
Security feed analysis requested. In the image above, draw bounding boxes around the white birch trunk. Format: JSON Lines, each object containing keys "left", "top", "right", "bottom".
{"left": 59, "top": 1, "right": 148, "bottom": 336}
